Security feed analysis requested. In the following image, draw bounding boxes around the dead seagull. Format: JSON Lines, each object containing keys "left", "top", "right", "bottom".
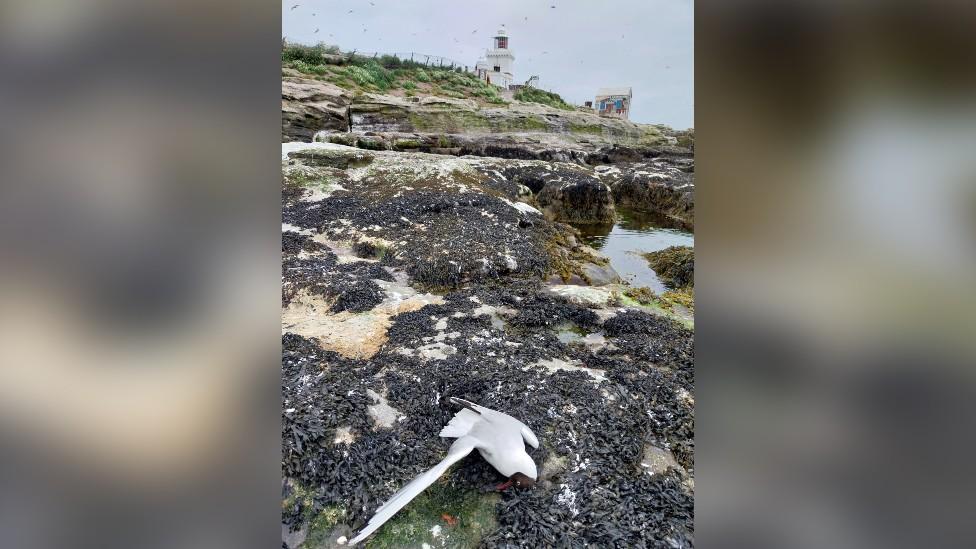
{"left": 348, "top": 397, "right": 539, "bottom": 546}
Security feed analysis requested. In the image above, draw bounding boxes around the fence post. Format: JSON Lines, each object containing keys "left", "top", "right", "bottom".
{"left": 425, "top": 56, "right": 429, "bottom": 66}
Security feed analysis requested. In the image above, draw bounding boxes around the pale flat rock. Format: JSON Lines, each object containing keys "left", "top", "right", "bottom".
{"left": 640, "top": 444, "right": 681, "bottom": 476}
{"left": 366, "top": 389, "right": 403, "bottom": 429}
{"left": 281, "top": 279, "right": 444, "bottom": 359}
{"left": 547, "top": 285, "right": 615, "bottom": 307}
{"left": 532, "top": 357, "right": 607, "bottom": 383}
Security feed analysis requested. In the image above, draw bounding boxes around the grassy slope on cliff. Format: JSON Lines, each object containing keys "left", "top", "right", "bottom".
{"left": 513, "top": 86, "right": 575, "bottom": 110}
{"left": 283, "top": 43, "right": 507, "bottom": 105}
{"left": 283, "top": 43, "right": 577, "bottom": 113}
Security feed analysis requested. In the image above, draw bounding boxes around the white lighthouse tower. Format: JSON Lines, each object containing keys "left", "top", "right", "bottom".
{"left": 482, "top": 27, "right": 515, "bottom": 89}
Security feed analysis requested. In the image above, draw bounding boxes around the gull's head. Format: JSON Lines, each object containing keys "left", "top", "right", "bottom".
{"left": 510, "top": 472, "right": 536, "bottom": 489}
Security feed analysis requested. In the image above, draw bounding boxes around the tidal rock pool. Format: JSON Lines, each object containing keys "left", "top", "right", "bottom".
{"left": 572, "top": 208, "right": 694, "bottom": 292}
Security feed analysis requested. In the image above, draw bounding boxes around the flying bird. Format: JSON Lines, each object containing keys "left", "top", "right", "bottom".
{"left": 472, "top": 29, "right": 477, "bottom": 34}
{"left": 348, "top": 398, "right": 539, "bottom": 546}
{"left": 290, "top": 4, "right": 299, "bottom": 10}
{"left": 314, "top": 28, "right": 319, "bottom": 33}
{"left": 348, "top": 9, "right": 354, "bottom": 14}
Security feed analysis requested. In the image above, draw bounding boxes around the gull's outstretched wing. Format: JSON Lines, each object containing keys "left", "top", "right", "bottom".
{"left": 449, "top": 397, "right": 539, "bottom": 449}
{"left": 439, "top": 408, "right": 481, "bottom": 439}
{"left": 348, "top": 437, "right": 477, "bottom": 546}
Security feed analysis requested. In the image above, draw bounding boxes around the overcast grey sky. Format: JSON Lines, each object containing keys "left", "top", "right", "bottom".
{"left": 282, "top": 1, "right": 693, "bottom": 129}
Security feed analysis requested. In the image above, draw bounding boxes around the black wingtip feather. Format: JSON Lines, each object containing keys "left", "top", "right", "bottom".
{"left": 449, "top": 397, "right": 481, "bottom": 413}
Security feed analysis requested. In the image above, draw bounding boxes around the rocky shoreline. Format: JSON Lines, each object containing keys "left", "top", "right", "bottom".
{"left": 282, "top": 78, "right": 695, "bottom": 548}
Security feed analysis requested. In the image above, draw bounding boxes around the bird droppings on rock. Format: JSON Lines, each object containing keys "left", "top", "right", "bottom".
{"left": 333, "top": 426, "right": 357, "bottom": 446}
{"left": 367, "top": 389, "right": 404, "bottom": 429}
{"left": 641, "top": 443, "right": 683, "bottom": 476}
{"left": 532, "top": 357, "right": 608, "bottom": 383}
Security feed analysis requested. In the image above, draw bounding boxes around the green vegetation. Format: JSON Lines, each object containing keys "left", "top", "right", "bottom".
{"left": 356, "top": 137, "right": 388, "bottom": 151}
{"left": 352, "top": 240, "right": 391, "bottom": 260}
{"left": 662, "top": 287, "right": 694, "bottom": 312}
{"left": 569, "top": 122, "right": 605, "bottom": 135}
{"left": 282, "top": 43, "right": 508, "bottom": 105}
{"left": 281, "top": 43, "right": 341, "bottom": 64}
{"left": 393, "top": 139, "right": 421, "bottom": 150}
{"left": 513, "top": 86, "right": 575, "bottom": 110}
{"left": 327, "top": 133, "right": 357, "bottom": 147}
{"left": 304, "top": 505, "right": 348, "bottom": 547}
{"left": 283, "top": 481, "right": 348, "bottom": 546}
{"left": 638, "top": 124, "right": 668, "bottom": 146}
{"left": 621, "top": 286, "right": 695, "bottom": 328}
{"left": 369, "top": 481, "right": 500, "bottom": 549}
{"left": 642, "top": 246, "right": 694, "bottom": 288}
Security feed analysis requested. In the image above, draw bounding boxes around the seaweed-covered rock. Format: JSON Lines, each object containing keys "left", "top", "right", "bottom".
{"left": 536, "top": 173, "right": 615, "bottom": 225}
{"left": 282, "top": 143, "right": 618, "bottom": 289}
{"left": 644, "top": 245, "right": 695, "bottom": 288}
{"left": 601, "top": 160, "right": 695, "bottom": 229}
{"left": 280, "top": 141, "right": 694, "bottom": 548}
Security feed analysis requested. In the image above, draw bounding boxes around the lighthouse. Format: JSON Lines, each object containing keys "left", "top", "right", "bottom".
{"left": 482, "top": 27, "right": 515, "bottom": 89}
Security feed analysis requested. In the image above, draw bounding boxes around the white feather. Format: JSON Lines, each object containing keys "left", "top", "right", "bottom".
{"left": 439, "top": 408, "right": 480, "bottom": 439}
{"left": 520, "top": 425, "right": 540, "bottom": 449}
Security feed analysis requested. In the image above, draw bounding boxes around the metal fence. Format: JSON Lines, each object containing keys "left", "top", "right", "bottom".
{"left": 282, "top": 39, "right": 472, "bottom": 71}
{"left": 348, "top": 51, "right": 472, "bottom": 72}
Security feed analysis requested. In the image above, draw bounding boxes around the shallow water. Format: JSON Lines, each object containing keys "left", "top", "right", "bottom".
{"left": 572, "top": 208, "right": 694, "bottom": 292}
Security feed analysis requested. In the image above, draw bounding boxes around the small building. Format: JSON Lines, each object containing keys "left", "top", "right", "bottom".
{"left": 478, "top": 27, "right": 515, "bottom": 89}
{"left": 595, "top": 87, "right": 632, "bottom": 120}
{"left": 475, "top": 57, "right": 491, "bottom": 81}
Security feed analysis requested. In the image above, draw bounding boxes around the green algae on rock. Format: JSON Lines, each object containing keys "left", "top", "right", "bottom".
{"left": 368, "top": 484, "right": 500, "bottom": 549}
{"left": 643, "top": 245, "right": 695, "bottom": 289}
